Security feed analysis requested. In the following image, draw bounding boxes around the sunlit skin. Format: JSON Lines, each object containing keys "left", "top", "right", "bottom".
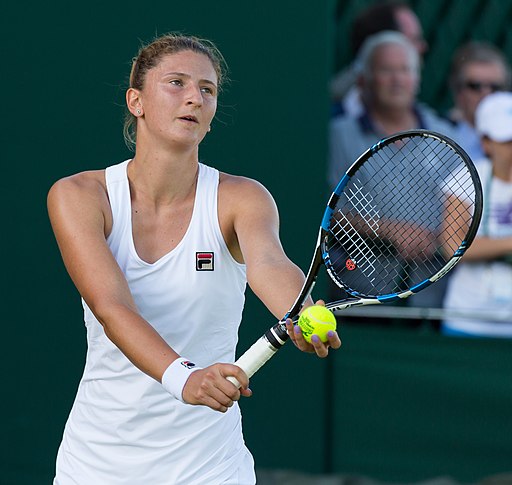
{"left": 124, "top": 52, "right": 220, "bottom": 264}
{"left": 127, "top": 51, "right": 218, "bottom": 156}
{"left": 48, "top": 49, "right": 341, "bottom": 413}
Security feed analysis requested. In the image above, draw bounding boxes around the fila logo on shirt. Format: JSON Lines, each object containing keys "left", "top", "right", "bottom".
{"left": 196, "top": 252, "right": 214, "bottom": 271}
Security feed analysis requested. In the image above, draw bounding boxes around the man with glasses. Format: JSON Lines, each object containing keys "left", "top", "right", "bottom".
{"left": 448, "top": 41, "right": 511, "bottom": 161}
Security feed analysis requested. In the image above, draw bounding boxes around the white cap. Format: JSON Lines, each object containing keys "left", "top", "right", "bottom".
{"left": 475, "top": 91, "right": 512, "bottom": 142}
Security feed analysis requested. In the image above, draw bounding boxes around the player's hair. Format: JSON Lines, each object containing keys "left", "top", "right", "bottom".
{"left": 449, "top": 41, "right": 512, "bottom": 93}
{"left": 123, "top": 33, "right": 228, "bottom": 150}
{"left": 355, "top": 30, "right": 419, "bottom": 80}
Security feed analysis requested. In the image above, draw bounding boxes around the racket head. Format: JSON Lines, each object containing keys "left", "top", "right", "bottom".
{"left": 322, "top": 129, "right": 482, "bottom": 302}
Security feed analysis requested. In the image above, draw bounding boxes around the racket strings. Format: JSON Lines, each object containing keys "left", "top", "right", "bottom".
{"left": 325, "top": 134, "right": 478, "bottom": 298}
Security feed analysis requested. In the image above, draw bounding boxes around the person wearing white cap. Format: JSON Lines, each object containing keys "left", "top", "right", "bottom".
{"left": 448, "top": 41, "right": 511, "bottom": 161}
{"left": 442, "top": 91, "right": 512, "bottom": 337}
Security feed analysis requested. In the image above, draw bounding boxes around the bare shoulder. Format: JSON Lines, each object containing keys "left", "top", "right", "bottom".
{"left": 47, "top": 169, "right": 111, "bottom": 234}
{"left": 48, "top": 170, "right": 106, "bottom": 202}
{"left": 217, "top": 173, "right": 281, "bottom": 263}
{"left": 218, "top": 172, "right": 277, "bottom": 209}
{"left": 48, "top": 169, "right": 110, "bottom": 215}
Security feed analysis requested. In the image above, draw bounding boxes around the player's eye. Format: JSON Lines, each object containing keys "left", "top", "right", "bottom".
{"left": 170, "top": 79, "right": 183, "bottom": 86}
{"left": 200, "top": 86, "right": 214, "bottom": 95}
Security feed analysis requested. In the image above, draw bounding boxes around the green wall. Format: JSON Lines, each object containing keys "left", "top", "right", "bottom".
{"left": 331, "top": 325, "right": 512, "bottom": 482}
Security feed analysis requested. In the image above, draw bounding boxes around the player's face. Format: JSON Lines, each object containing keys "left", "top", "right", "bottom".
{"left": 366, "top": 44, "right": 418, "bottom": 111}
{"left": 138, "top": 50, "right": 218, "bottom": 148}
{"left": 456, "top": 62, "right": 507, "bottom": 125}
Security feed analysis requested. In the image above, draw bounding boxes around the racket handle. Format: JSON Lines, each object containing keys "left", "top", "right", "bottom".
{"left": 227, "top": 324, "right": 289, "bottom": 388}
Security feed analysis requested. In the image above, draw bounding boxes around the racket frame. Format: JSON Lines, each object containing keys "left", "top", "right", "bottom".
{"left": 227, "top": 129, "right": 483, "bottom": 386}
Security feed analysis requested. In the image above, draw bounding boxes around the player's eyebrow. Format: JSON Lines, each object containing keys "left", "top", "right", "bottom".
{"left": 164, "top": 71, "right": 217, "bottom": 88}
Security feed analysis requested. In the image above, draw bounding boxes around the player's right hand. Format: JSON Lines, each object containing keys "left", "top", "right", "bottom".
{"left": 182, "top": 363, "right": 252, "bottom": 412}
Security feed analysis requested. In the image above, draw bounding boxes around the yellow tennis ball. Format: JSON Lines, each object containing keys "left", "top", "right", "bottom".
{"left": 298, "top": 305, "right": 337, "bottom": 343}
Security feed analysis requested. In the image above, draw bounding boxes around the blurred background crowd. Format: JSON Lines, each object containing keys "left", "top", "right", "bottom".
{"left": 329, "top": 0, "right": 512, "bottom": 339}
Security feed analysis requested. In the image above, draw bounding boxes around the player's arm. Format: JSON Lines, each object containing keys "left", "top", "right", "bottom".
{"left": 48, "top": 173, "right": 179, "bottom": 380}
{"left": 220, "top": 175, "right": 340, "bottom": 356}
{"left": 48, "top": 173, "right": 247, "bottom": 412}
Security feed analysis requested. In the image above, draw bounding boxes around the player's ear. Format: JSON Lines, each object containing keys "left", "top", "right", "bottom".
{"left": 126, "top": 88, "right": 143, "bottom": 117}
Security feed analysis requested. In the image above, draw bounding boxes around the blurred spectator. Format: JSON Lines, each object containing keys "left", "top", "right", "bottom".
{"left": 331, "top": 0, "right": 427, "bottom": 117}
{"left": 329, "top": 31, "right": 455, "bottom": 311}
{"left": 448, "top": 41, "right": 511, "bottom": 161}
{"left": 329, "top": 31, "right": 454, "bottom": 186}
{"left": 442, "top": 92, "right": 512, "bottom": 337}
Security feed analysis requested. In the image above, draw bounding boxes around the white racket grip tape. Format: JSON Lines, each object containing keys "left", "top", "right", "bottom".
{"left": 227, "top": 336, "right": 279, "bottom": 388}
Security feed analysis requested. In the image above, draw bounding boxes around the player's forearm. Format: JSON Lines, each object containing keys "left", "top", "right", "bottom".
{"left": 248, "top": 258, "right": 310, "bottom": 320}
{"left": 92, "top": 302, "right": 178, "bottom": 381}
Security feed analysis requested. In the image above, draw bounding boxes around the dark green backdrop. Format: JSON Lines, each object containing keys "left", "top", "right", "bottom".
{"left": 3, "top": 1, "right": 512, "bottom": 484}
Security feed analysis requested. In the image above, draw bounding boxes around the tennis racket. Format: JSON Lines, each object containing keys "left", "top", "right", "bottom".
{"left": 228, "top": 129, "right": 482, "bottom": 387}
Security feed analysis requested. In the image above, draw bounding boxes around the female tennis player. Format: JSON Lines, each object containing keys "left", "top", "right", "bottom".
{"left": 48, "top": 33, "right": 341, "bottom": 484}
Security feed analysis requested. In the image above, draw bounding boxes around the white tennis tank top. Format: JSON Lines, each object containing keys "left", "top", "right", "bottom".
{"left": 54, "top": 160, "right": 254, "bottom": 484}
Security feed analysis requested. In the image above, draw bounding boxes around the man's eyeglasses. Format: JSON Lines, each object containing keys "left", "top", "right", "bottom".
{"left": 461, "top": 80, "right": 505, "bottom": 93}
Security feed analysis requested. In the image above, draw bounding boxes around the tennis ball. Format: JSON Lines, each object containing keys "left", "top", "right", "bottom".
{"left": 298, "top": 305, "right": 337, "bottom": 343}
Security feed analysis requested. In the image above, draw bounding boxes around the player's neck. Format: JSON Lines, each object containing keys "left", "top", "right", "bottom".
{"left": 128, "top": 147, "right": 199, "bottom": 205}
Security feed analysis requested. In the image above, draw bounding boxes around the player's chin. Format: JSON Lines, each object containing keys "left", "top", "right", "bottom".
{"left": 167, "top": 128, "right": 206, "bottom": 147}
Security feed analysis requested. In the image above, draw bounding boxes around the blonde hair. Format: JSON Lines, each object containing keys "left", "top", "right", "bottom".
{"left": 123, "top": 33, "right": 228, "bottom": 150}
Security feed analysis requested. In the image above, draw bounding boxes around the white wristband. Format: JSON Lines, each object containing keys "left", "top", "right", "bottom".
{"left": 161, "top": 358, "right": 201, "bottom": 403}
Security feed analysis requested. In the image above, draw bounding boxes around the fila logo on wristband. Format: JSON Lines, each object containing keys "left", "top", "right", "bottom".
{"left": 162, "top": 357, "right": 202, "bottom": 403}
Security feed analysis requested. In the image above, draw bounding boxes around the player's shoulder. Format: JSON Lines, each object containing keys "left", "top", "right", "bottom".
{"left": 219, "top": 172, "right": 272, "bottom": 196}
{"left": 48, "top": 169, "right": 107, "bottom": 206}
{"left": 218, "top": 172, "right": 277, "bottom": 212}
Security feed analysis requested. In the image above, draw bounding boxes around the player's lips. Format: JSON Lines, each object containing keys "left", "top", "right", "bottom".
{"left": 178, "top": 115, "right": 199, "bottom": 123}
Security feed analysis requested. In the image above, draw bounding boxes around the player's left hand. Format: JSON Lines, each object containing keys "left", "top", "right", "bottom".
{"left": 285, "top": 300, "right": 341, "bottom": 357}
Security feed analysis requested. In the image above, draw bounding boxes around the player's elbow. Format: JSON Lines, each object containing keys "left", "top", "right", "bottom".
{"left": 87, "top": 296, "right": 135, "bottom": 332}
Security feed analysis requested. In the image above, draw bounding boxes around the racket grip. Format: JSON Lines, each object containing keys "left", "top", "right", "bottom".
{"left": 227, "top": 323, "right": 289, "bottom": 388}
